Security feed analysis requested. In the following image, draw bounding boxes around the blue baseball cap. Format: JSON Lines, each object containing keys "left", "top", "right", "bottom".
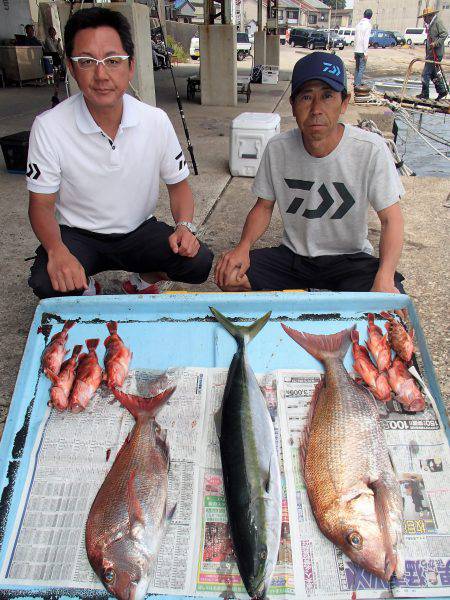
{"left": 291, "top": 52, "right": 347, "bottom": 99}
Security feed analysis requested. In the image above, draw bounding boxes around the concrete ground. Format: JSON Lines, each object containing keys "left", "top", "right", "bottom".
{"left": 0, "top": 44, "right": 448, "bottom": 438}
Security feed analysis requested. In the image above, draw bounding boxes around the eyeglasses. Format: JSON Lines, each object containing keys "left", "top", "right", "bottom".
{"left": 71, "top": 55, "right": 130, "bottom": 70}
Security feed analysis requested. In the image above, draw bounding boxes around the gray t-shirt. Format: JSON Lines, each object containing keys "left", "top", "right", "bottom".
{"left": 252, "top": 125, "right": 405, "bottom": 257}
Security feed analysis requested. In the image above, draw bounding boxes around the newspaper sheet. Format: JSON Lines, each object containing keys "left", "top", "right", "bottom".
{"left": 0, "top": 367, "right": 449, "bottom": 599}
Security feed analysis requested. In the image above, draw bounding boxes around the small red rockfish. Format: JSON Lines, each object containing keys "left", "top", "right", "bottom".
{"left": 69, "top": 339, "right": 103, "bottom": 413}
{"left": 104, "top": 321, "right": 132, "bottom": 389}
{"left": 47, "top": 345, "right": 83, "bottom": 411}
{"left": 366, "top": 314, "right": 392, "bottom": 372}
{"left": 351, "top": 330, "right": 391, "bottom": 402}
{"left": 381, "top": 312, "right": 414, "bottom": 364}
{"left": 42, "top": 320, "right": 75, "bottom": 377}
{"left": 387, "top": 357, "right": 426, "bottom": 412}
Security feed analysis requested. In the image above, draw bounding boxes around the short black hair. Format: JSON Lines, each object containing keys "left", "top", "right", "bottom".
{"left": 64, "top": 7, "right": 134, "bottom": 60}
{"left": 25, "top": 24, "right": 34, "bottom": 34}
{"left": 363, "top": 8, "right": 373, "bottom": 18}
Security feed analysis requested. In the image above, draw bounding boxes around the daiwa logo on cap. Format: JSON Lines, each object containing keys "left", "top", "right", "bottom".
{"left": 322, "top": 62, "right": 341, "bottom": 76}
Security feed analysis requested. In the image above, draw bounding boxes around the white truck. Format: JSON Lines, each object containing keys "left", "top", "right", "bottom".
{"left": 190, "top": 31, "right": 252, "bottom": 61}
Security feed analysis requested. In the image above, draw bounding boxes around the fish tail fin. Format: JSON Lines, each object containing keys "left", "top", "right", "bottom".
{"left": 107, "top": 321, "right": 118, "bottom": 335}
{"left": 210, "top": 307, "right": 271, "bottom": 345}
{"left": 281, "top": 324, "right": 356, "bottom": 362}
{"left": 111, "top": 386, "right": 176, "bottom": 419}
{"left": 86, "top": 338, "right": 99, "bottom": 351}
{"left": 63, "top": 320, "right": 76, "bottom": 332}
{"left": 72, "top": 344, "right": 83, "bottom": 358}
{"left": 350, "top": 329, "right": 360, "bottom": 344}
{"left": 380, "top": 311, "right": 393, "bottom": 322}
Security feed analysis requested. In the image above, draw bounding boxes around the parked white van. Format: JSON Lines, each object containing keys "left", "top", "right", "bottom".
{"left": 404, "top": 27, "right": 427, "bottom": 45}
{"left": 337, "top": 27, "right": 355, "bottom": 46}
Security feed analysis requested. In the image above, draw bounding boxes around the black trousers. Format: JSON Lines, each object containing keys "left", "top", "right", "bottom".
{"left": 246, "top": 245, "right": 405, "bottom": 293}
{"left": 29, "top": 218, "right": 213, "bottom": 299}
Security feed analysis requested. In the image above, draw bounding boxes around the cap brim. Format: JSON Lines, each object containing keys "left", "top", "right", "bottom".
{"left": 291, "top": 75, "right": 346, "bottom": 99}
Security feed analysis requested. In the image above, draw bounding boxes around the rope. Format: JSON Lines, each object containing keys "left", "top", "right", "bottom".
{"left": 357, "top": 119, "right": 415, "bottom": 175}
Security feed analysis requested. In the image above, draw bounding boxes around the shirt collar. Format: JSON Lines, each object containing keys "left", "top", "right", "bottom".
{"left": 75, "top": 92, "right": 140, "bottom": 135}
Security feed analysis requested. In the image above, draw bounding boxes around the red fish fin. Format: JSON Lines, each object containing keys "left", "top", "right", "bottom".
{"left": 72, "top": 344, "right": 83, "bottom": 358}
{"left": 63, "top": 320, "right": 76, "bottom": 333}
{"left": 281, "top": 324, "right": 356, "bottom": 362}
{"left": 369, "top": 477, "right": 399, "bottom": 581}
{"left": 111, "top": 386, "right": 176, "bottom": 419}
{"left": 299, "top": 376, "right": 325, "bottom": 476}
{"left": 410, "top": 328, "right": 415, "bottom": 342}
{"left": 86, "top": 338, "right": 100, "bottom": 351}
{"left": 107, "top": 321, "right": 118, "bottom": 335}
{"left": 127, "top": 470, "right": 146, "bottom": 539}
{"left": 350, "top": 330, "right": 360, "bottom": 344}
{"left": 380, "top": 311, "right": 393, "bottom": 321}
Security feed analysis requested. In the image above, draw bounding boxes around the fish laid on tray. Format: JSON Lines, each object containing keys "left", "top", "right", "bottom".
{"left": 210, "top": 307, "right": 282, "bottom": 600}
{"left": 69, "top": 339, "right": 103, "bottom": 413}
{"left": 366, "top": 313, "right": 391, "bottom": 372}
{"left": 381, "top": 311, "right": 414, "bottom": 364}
{"left": 104, "top": 321, "right": 132, "bottom": 388}
{"left": 387, "top": 357, "right": 426, "bottom": 412}
{"left": 85, "top": 385, "right": 176, "bottom": 600}
{"left": 351, "top": 330, "right": 391, "bottom": 402}
{"left": 42, "top": 320, "right": 75, "bottom": 377}
{"left": 47, "top": 345, "right": 83, "bottom": 411}
{"left": 282, "top": 323, "right": 404, "bottom": 581}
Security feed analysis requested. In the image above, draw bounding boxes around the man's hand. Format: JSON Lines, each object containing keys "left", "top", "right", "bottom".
{"left": 371, "top": 272, "right": 400, "bottom": 294}
{"left": 168, "top": 226, "right": 200, "bottom": 257}
{"left": 47, "top": 245, "right": 88, "bottom": 293}
{"left": 214, "top": 245, "right": 250, "bottom": 289}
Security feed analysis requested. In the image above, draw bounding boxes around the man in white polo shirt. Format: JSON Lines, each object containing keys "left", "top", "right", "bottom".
{"left": 26, "top": 7, "right": 212, "bottom": 298}
{"left": 353, "top": 8, "right": 373, "bottom": 91}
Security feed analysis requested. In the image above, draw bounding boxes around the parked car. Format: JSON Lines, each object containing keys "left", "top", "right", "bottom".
{"left": 404, "top": 27, "right": 427, "bottom": 45}
{"left": 369, "top": 30, "right": 397, "bottom": 48}
{"left": 189, "top": 31, "right": 252, "bottom": 61}
{"left": 289, "top": 27, "right": 315, "bottom": 48}
{"left": 337, "top": 27, "right": 355, "bottom": 46}
{"left": 306, "top": 31, "right": 345, "bottom": 50}
{"left": 389, "top": 31, "right": 406, "bottom": 45}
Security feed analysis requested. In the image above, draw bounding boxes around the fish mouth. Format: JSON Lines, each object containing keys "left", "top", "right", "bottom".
{"left": 127, "top": 577, "right": 150, "bottom": 600}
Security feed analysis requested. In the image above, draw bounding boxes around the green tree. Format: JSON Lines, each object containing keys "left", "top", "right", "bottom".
{"left": 321, "top": 0, "right": 346, "bottom": 9}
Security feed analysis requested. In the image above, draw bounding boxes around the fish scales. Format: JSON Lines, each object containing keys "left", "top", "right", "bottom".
{"left": 282, "top": 324, "right": 404, "bottom": 582}
{"left": 211, "top": 308, "right": 282, "bottom": 599}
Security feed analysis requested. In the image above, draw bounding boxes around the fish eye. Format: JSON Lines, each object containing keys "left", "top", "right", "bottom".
{"left": 103, "top": 568, "right": 115, "bottom": 584}
{"left": 347, "top": 531, "right": 363, "bottom": 549}
{"left": 259, "top": 549, "right": 267, "bottom": 560}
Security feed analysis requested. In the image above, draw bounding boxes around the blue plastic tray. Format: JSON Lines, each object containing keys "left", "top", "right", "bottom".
{"left": 0, "top": 292, "right": 448, "bottom": 600}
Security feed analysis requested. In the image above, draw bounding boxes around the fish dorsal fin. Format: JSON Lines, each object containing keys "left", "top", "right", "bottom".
{"left": 299, "top": 376, "right": 325, "bottom": 475}
{"left": 369, "top": 477, "right": 398, "bottom": 581}
{"left": 127, "top": 470, "right": 146, "bottom": 540}
{"left": 210, "top": 307, "right": 271, "bottom": 347}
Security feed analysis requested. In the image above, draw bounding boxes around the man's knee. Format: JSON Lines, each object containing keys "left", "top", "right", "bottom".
{"left": 178, "top": 244, "right": 214, "bottom": 284}
{"left": 28, "top": 267, "right": 56, "bottom": 299}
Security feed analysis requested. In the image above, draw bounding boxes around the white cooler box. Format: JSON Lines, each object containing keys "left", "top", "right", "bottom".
{"left": 229, "top": 112, "right": 281, "bottom": 177}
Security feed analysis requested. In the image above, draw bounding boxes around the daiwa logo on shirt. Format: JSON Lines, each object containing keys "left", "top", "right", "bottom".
{"left": 322, "top": 62, "right": 341, "bottom": 76}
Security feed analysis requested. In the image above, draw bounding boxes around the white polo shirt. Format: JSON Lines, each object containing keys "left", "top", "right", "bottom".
{"left": 26, "top": 92, "right": 189, "bottom": 234}
{"left": 354, "top": 18, "right": 372, "bottom": 54}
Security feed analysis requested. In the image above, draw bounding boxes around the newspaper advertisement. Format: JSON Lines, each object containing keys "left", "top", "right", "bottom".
{"left": 0, "top": 367, "right": 449, "bottom": 599}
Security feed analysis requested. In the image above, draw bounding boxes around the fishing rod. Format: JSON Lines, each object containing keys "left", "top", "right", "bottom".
{"left": 150, "top": 0, "right": 199, "bottom": 175}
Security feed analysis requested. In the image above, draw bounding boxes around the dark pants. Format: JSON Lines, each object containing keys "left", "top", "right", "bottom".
{"left": 246, "top": 245, "right": 405, "bottom": 293}
{"left": 421, "top": 59, "right": 447, "bottom": 97}
{"left": 29, "top": 218, "right": 213, "bottom": 299}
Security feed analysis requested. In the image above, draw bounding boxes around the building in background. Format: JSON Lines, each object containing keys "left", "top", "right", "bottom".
{"left": 330, "top": 8, "right": 353, "bottom": 28}
{"left": 353, "top": 0, "right": 450, "bottom": 31}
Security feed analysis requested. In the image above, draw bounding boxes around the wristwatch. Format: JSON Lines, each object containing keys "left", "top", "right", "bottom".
{"left": 176, "top": 221, "right": 197, "bottom": 235}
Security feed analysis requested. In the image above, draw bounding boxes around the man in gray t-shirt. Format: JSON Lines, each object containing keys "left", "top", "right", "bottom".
{"left": 215, "top": 52, "right": 405, "bottom": 294}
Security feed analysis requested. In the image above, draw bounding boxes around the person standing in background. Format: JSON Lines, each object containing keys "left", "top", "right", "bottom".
{"left": 416, "top": 6, "right": 448, "bottom": 101}
{"left": 22, "top": 24, "right": 43, "bottom": 47}
{"left": 353, "top": 9, "right": 373, "bottom": 91}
